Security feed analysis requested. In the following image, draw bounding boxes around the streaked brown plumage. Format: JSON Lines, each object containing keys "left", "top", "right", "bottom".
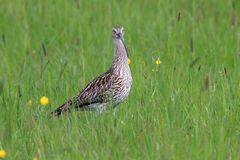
{"left": 51, "top": 26, "right": 132, "bottom": 116}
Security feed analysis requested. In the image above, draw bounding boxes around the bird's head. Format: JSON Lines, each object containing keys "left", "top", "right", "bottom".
{"left": 112, "top": 26, "right": 124, "bottom": 40}
{"left": 112, "top": 26, "right": 129, "bottom": 57}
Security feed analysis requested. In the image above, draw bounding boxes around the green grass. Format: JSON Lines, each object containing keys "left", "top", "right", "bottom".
{"left": 1, "top": 0, "right": 240, "bottom": 159}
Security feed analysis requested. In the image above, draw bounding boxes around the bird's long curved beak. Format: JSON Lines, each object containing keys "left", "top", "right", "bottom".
{"left": 120, "top": 36, "right": 129, "bottom": 57}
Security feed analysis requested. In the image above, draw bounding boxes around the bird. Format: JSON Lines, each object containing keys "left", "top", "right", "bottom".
{"left": 51, "top": 26, "right": 132, "bottom": 116}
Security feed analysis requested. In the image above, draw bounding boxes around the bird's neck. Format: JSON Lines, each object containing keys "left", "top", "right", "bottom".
{"left": 112, "top": 39, "right": 128, "bottom": 70}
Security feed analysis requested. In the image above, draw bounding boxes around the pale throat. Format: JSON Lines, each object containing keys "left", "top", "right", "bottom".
{"left": 113, "top": 39, "right": 128, "bottom": 64}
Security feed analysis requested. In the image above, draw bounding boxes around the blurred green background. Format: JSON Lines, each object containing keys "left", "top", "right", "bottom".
{"left": 0, "top": 0, "right": 240, "bottom": 159}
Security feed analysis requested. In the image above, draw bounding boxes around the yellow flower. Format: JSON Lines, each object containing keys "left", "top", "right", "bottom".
{"left": 40, "top": 96, "right": 49, "bottom": 105}
{"left": 128, "top": 58, "right": 131, "bottom": 64}
{"left": 0, "top": 149, "right": 7, "bottom": 158}
{"left": 155, "top": 59, "right": 161, "bottom": 65}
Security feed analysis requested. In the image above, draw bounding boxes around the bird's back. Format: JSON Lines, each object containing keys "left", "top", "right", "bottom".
{"left": 76, "top": 65, "right": 132, "bottom": 109}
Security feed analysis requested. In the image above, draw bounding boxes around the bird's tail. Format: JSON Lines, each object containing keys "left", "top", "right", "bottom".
{"left": 50, "top": 99, "right": 74, "bottom": 117}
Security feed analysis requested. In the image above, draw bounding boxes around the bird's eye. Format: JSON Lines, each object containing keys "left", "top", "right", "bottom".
{"left": 113, "top": 29, "right": 118, "bottom": 34}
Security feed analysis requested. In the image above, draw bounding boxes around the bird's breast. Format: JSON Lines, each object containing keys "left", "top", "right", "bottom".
{"left": 111, "top": 66, "right": 132, "bottom": 105}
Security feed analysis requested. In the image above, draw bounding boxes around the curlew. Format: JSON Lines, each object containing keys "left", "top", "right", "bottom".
{"left": 51, "top": 26, "right": 132, "bottom": 116}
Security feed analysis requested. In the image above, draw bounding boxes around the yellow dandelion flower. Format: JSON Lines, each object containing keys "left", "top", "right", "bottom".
{"left": 0, "top": 149, "right": 7, "bottom": 158}
{"left": 128, "top": 58, "right": 131, "bottom": 64}
{"left": 40, "top": 96, "right": 49, "bottom": 105}
{"left": 155, "top": 59, "right": 161, "bottom": 65}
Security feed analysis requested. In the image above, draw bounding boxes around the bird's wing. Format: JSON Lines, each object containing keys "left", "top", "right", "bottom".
{"left": 75, "top": 69, "right": 115, "bottom": 107}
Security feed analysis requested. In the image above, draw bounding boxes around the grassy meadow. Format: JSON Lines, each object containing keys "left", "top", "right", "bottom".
{"left": 1, "top": 0, "right": 240, "bottom": 159}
